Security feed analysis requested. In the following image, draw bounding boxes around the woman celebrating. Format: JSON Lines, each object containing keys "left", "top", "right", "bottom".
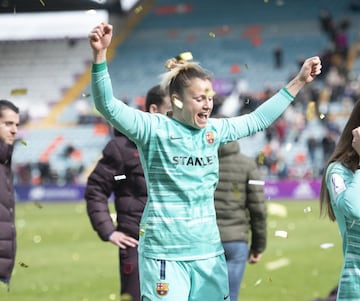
{"left": 89, "top": 22, "right": 321, "bottom": 301}
{"left": 320, "top": 100, "right": 360, "bottom": 301}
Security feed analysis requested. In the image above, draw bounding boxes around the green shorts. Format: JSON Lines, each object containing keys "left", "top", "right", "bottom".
{"left": 139, "top": 254, "right": 230, "bottom": 301}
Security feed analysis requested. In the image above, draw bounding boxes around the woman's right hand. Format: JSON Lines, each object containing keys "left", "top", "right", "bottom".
{"left": 88, "top": 22, "right": 113, "bottom": 63}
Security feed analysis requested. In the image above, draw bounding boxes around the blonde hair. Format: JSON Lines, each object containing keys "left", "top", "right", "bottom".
{"left": 159, "top": 56, "right": 212, "bottom": 97}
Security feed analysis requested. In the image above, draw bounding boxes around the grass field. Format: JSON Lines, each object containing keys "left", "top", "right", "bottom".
{"left": 0, "top": 200, "right": 342, "bottom": 301}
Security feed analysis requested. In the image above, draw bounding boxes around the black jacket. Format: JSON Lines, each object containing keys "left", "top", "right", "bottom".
{"left": 0, "top": 140, "right": 16, "bottom": 283}
{"left": 84, "top": 133, "right": 147, "bottom": 241}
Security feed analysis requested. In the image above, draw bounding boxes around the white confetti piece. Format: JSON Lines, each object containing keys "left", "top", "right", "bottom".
{"left": 303, "top": 206, "right": 312, "bottom": 213}
{"left": 266, "top": 258, "right": 290, "bottom": 270}
{"left": 275, "top": 230, "right": 288, "bottom": 238}
{"left": 320, "top": 243, "right": 334, "bottom": 249}
{"left": 114, "top": 174, "right": 126, "bottom": 181}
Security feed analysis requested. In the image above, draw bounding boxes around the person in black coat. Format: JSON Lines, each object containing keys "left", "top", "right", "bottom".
{"left": 0, "top": 100, "right": 20, "bottom": 289}
{"left": 84, "top": 85, "right": 170, "bottom": 301}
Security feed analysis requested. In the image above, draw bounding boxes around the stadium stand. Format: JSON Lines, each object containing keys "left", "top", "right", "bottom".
{"left": 5, "top": 0, "right": 360, "bottom": 186}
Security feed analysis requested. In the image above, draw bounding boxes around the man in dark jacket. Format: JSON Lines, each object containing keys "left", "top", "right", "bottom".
{"left": 0, "top": 100, "right": 20, "bottom": 288}
{"left": 84, "top": 85, "right": 170, "bottom": 301}
{"left": 214, "top": 140, "right": 267, "bottom": 301}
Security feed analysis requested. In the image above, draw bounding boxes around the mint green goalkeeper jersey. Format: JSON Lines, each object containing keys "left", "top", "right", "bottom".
{"left": 91, "top": 62, "right": 294, "bottom": 261}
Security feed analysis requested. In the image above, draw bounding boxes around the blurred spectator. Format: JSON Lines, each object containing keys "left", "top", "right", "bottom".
{"left": 0, "top": 100, "right": 20, "bottom": 287}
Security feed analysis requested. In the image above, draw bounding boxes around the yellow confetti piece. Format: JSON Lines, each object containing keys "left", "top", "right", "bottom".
{"left": 21, "top": 140, "right": 27, "bottom": 146}
{"left": 264, "top": 0, "right": 269, "bottom": 3}
{"left": 254, "top": 278, "right": 262, "bottom": 286}
{"left": 134, "top": 5, "right": 143, "bottom": 14}
{"left": 109, "top": 293, "right": 117, "bottom": 300}
{"left": 39, "top": 0, "right": 45, "bottom": 6}
{"left": 209, "top": 32, "right": 216, "bottom": 38}
{"left": 177, "top": 51, "right": 193, "bottom": 61}
{"left": 319, "top": 113, "right": 326, "bottom": 120}
{"left": 11, "top": 88, "right": 27, "bottom": 96}
{"left": 81, "top": 92, "right": 91, "bottom": 98}
{"left": 257, "top": 151, "right": 264, "bottom": 165}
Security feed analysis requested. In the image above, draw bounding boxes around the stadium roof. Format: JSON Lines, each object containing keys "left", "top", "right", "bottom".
{"left": 0, "top": 0, "right": 130, "bottom": 14}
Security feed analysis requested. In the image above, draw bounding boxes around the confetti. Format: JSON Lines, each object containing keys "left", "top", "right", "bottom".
{"left": 209, "top": 32, "right": 216, "bottom": 38}
{"left": 319, "top": 113, "right": 326, "bottom": 120}
{"left": 114, "top": 174, "right": 126, "bottom": 181}
{"left": 264, "top": 0, "right": 269, "bottom": 3}
{"left": 33, "top": 201, "right": 43, "bottom": 209}
{"left": 285, "top": 142, "right": 292, "bottom": 152}
{"left": 244, "top": 98, "right": 250, "bottom": 105}
{"left": 254, "top": 278, "right": 262, "bottom": 286}
{"left": 11, "top": 88, "right": 27, "bottom": 96}
{"left": 109, "top": 294, "right": 117, "bottom": 300}
{"left": 19, "top": 261, "right": 29, "bottom": 268}
{"left": 81, "top": 93, "right": 91, "bottom": 98}
{"left": 244, "top": 63, "right": 249, "bottom": 69}
{"left": 257, "top": 151, "right": 265, "bottom": 165}
{"left": 33, "top": 235, "right": 42, "bottom": 244}
{"left": 110, "top": 213, "right": 117, "bottom": 223}
{"left": 303, "top": 206, "right": 312, "bottom": 213}
{"left": 266, "top": 258, "right": 290, "bottom": 270}
{"left": 39, "top": 0, "right": 45, "bottom": 6}
{"left": 21, "top": 140, "right": 27, "bottom": 146}
{"left": 320, "top": 243, "right": 334, "bottom": 249}
{"left": 177, "top": 51, "right": 193, "bottom": 61}
{"left": 268, "top": 203, "right": 287, "bottom": 217}
{"left": 134, "top": 5, "right": 143, "bottom": 14}
{"left": 275, "top": 230, "right": 288, "bottom": 238}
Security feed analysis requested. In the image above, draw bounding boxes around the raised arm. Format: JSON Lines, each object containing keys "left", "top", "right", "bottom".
{"left": 88, "top": 22, "right": 113, "bottom": 63}
{"left": 285, "top": 56, "right": 322, "bottom": 97}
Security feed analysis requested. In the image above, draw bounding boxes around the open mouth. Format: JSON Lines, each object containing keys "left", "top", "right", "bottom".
{"left": 198, "top": 112, "right": 208, "bottom": 120}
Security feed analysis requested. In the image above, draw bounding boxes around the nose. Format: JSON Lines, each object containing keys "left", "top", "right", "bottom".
{"left": 11, "top": 124, "right": 18, "bottom": 135}
{"left": 203, "top": 97, "right": 212, "bottom": 109}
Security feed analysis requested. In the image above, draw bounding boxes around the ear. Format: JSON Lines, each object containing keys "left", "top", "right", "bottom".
{"left": 149, "top": 104, "right": 158, "bottom": 114}
{"left": 172, "top": 96, "right": 183, "bottom": 109}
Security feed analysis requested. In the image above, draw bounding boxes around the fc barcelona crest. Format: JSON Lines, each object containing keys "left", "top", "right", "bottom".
{"left": 205, "top": 131, "right": 215, "bottom": 144}
{"left": 156, "top": 282, "right": 169, "bottom": 296}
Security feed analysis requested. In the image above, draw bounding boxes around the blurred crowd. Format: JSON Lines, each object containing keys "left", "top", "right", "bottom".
{"left": 13, "top": 9, "right": 360, "bottom": 185}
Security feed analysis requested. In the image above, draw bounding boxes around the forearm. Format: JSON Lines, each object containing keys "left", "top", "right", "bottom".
{"left": 285, "top": 76, "right": 306, "bottom": 98}
{"left": 93, "top": 49, "right": 107, "bottom": 64}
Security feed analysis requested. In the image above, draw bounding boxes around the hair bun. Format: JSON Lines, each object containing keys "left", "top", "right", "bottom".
{"left": 164, "top": 58, "right": 178, "bottom": 70}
